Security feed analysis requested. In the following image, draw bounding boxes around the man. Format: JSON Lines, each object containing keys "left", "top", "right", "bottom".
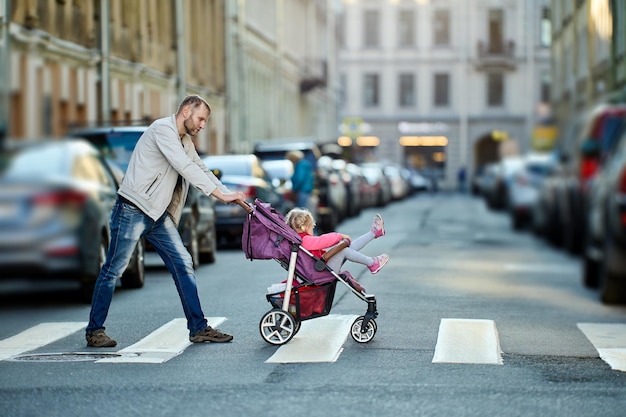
{"left": 86, "top": 95, "right": 246, "bottom": 348}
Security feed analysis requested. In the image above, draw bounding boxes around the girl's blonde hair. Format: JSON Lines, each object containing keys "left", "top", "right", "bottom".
{"left": 285, "top": 207, "right": 315, "bottom": 233}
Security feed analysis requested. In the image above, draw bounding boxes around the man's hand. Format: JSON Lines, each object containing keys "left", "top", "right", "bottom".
{"left": 223, "top": 191, "right": 247, "bottom": 204}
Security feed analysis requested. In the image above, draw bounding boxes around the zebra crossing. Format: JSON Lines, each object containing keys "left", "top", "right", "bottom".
{"left": 1, "top": 317, "right": 625, "bottom": 371}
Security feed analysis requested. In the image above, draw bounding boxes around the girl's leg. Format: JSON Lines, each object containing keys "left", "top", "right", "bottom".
{"left": 326, "top": 247, "right": 373, "bottom": 271}
{"left": 349, "top": 231, "right": 375, "bottom": 252}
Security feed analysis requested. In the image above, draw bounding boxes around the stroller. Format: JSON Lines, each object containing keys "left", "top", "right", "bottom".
{"left": 239, "top": 198, "right": 378, "bottom": 345}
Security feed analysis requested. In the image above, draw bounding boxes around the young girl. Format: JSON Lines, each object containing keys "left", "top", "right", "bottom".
{"left": 285, "top": 207, "right": 389, "bottom": 274}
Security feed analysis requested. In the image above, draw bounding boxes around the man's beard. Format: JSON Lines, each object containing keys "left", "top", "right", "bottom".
{"left": 184, "top": 117, "right": 198, "bottom": 136}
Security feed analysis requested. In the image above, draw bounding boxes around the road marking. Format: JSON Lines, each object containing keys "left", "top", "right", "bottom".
{"left": 578, "top": 323, "right": 626, "bottom": 372}
{"left": 96, "top": 317, "right": 227, "bottom": 364}
{"left": 432, "top": 318, "right": 503, "bottom": 365}
{"left": 0, "top": 322, "right": 87, "bottom": 361}
{"left": 265, "top": 315, "right": 357, "bottom": 364}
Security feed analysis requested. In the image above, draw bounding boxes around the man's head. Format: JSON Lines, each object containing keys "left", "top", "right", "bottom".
{"left": 177, "top": 95, "right": 211, "bottom": 137}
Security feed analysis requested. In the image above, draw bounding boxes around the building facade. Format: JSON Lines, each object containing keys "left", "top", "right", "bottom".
{"left": 550, "top": 0, "right": 626, "bottom": 155}
{"left": 337, "top": 0, "right": 552, "bottom": 188}
{"left": 0, "top": 0, "right": 340, "bottom": 156}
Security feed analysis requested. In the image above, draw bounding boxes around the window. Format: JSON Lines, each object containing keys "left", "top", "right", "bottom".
{"left": 398, "top": 74, "right": 415, "bottom": 107}
{"left": 364, "top": 10, "right": 380, "bottom": 48}
{"left": 398, "top": 10, "right": 415, "bottom": 47}
{"left": 540, "top": 72, "right": 551, "bottom": 103}
{"left": 540, "top": 7, "right": 551, "bottom": 47}
{"left": 433, "top": 9, "right": 450, "bottom": 46}
{"left": 434, "top": 73, "right": 449, "bottom": 107}
{"left": 363, "top": 74, "right": 380, "bottom": 107}
{"left": 488, "top": 9, "right": 504, "bottom": 53}
{"left": 487, "top": 73, "right": 504, "bottom": 107}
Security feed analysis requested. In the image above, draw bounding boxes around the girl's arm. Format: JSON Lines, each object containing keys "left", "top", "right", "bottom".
{"left": 301, "top": 232, "right": 343, "bottom": 250}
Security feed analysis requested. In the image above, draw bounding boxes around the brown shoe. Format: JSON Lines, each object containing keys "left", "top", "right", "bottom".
{"left": 189, "top": 326, "right": 233, "bottom": 343}
{"left": 86, "top": 329, "right": 117, "bottom": 347}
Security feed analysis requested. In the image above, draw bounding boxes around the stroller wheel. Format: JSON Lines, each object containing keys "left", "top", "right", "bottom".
{"left": 259, "top": 309, "right": 297, "bottom": 345}
{"left": 350, "top": 316, "right": 377, "bottom": 343}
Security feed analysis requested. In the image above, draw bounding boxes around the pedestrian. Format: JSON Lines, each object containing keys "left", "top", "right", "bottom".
{"left": 457, "top": 166, "right": 467, "bottom": 193}
{"left": 286, "top": 150, "right": 314, "bottom": 209}
{"left": 285, "top": 207, "right": 389, "bottom": 275}
{"left": 85, "top": 95, "right": 247, "bottom": 348}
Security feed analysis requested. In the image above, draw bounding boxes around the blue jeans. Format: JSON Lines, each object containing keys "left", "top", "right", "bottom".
{"left": 86, "top": 200, "right": 208, "bottom": 336}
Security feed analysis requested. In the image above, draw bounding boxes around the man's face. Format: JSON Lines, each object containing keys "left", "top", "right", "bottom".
{"left": 183, "top": 106, "right": 209, "bottom": 136}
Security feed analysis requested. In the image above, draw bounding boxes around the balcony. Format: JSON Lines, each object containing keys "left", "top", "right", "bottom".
{"left": 474, "top": 40, "right": 517, "bottom": 71}
{"left": 300, "top": 59, "right": 327, "bottom": 94}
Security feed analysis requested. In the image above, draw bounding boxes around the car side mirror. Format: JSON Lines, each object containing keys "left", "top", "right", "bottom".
{"left": 211, "top": 168, "right": 222, "bottom": 180}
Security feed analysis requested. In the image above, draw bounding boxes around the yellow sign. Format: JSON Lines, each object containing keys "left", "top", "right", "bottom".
{"left": 341, "top": 117, "right": 363, "bottom": 138}
{"left": 532, "top": 126, "right": 558, "bottom": 151}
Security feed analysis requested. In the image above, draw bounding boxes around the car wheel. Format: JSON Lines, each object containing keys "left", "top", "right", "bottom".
{"left": 582, "top": 253, "right": 599, "bottom": 288}
{"left": 121, "top": 238, "right": 145, "bottom": 289}
{"left": 199, "top": 224, "right": 217, "bottom": 264}
{"left": 80, "top": 235, "right": 107, "bottom": 303}
{"left": 599, "top": 232, "right": 626, "bottom": 304}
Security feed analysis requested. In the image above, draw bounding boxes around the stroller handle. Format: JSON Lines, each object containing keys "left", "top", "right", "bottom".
{"left": 234, "top": 199, "right": 253, "bottom": 214}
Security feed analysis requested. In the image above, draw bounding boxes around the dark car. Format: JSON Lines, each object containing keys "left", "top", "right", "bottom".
{"left": 69, "top": 126, "right": 218, "bottom": 268}
{"left": 582, "top": 116, "right": 626, "bottom": 304}
{"left": 202, "top": 154, "right": 285, "bottom": 245}
{"left": 542, "top": 105, "right": 626, "bottom": 254}
{"left": 0, "top": 139, "right": 145, "bottom": 302}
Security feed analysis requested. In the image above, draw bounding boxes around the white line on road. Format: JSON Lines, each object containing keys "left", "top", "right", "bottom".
{"left": 96, "top": 317, "right": 226, "bottom": 364}
{"left": 265, "top": 315, "right": 358, "bottom": 364}
{"left": 0, "top": 322, "right": 87, "bottom": 361}
{"left": 432, "top": 318, "right": 503, "bottom": 365}
{"left": 577, "top": 323, "right": 626, "bottom": 372}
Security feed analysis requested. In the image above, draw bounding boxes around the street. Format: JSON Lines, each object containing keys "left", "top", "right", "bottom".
{"left": 1, "top": 193, "right": 626, "bottom": 417}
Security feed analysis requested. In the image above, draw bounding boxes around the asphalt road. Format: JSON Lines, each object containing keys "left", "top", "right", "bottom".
{"left": 1, "top": 192, "right": 626, "bottom": 417}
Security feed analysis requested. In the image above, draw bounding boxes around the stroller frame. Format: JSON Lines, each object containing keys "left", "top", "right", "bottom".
{"left": 239, "top": 199, "right": 378, "bottom": 345}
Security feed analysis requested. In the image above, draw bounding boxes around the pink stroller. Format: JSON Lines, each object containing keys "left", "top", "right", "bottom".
{"left": 240, "top": 199, "right": 378, "bottom": 345}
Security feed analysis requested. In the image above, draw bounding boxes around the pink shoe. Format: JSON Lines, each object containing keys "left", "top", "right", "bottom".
{"left": 371, "top": 213, "right": 385, "bottom": 238}
{"left": 368, "top": 254, "right": 389, "bottom": 274}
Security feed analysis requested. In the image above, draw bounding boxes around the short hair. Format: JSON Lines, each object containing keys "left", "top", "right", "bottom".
{"left": 177, "top": 95, "right": 211, "bottom": 115}
{"left": 285, "top": 207, "right": 315, "bottom": 233}
{"left": 285, "top": 150, "right": 304, "bottom": 163}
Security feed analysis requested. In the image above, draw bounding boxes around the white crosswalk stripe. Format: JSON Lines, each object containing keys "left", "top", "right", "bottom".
{"left": 97, "top": 317, "right": 227, "bottom": 364}
{"left": 432, "top": 318, "right": 503, "bottom": 365}
{"left": 0, "top": 322, "right": 87, "bottom": 361}
{"left": 578, "top": 323, "right": 626, "bottom": 372}
{"left": 265, "top": 314, "right": 357, "bottom": 364}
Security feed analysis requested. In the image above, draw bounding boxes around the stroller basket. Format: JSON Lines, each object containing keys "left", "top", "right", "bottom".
{"left": 267, "top": 281, "right": 337, "bottom": 321}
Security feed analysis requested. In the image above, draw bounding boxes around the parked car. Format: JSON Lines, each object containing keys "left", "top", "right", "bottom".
{"left": 331, "top": 158, "right": 362, "bottom": 217}
{"left": 507, "top": 152, "right": 557, "bottom": 230}
{"left": 318, "top": 155, "right": 348, "bottom": 223}
{"left": 360, "top": 162, "right": 392, "bottom": 207}
{"left": 261, "top": 158, "right": 295, "bottom": 213}
{"left": 581, "top": 116, "right": 626, "bottom": 304}
{"left": 69, "top": 126, "right": 218, "bottom": 267}
{"left": 202, "top": 154, "right": 286, "bottom": 245}
{"left": 0, "top": 139, "right": 144, "bottom": 302}
{"left": 383, "top": 163, "right": 410, "bottom": 200}
{"left": 482, "top": 156, "right": 525, "bottom": 211}
{"left": 346, "top": 162, "right": 377, "bottom": 209}
{"left": 253, "top": 140, "right": 340, "bottom": 232}
{"left": 544, "top": 104, "right": 626, "bottom": 254}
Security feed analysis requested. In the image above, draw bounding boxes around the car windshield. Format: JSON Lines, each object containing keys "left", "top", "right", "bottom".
{"left": 203, "top": 157, "right": 252, "bottom": 176}
{"left": 262, "top": 160, "right": 293, "bottom": 180}
{"left": 0, "top": 146, "right": 65, "bottom": 179}
{"left": 77, "top": 131, "right": 143, "bottom": 171}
